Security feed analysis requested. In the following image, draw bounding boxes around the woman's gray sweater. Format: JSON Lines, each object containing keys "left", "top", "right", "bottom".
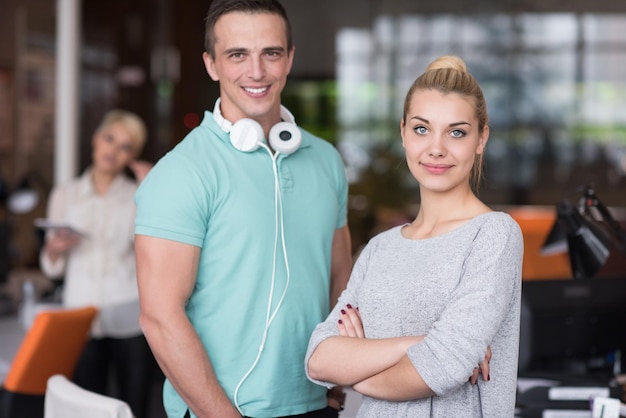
{"left": 306, "top": 211, "right": 524, "bottom": 417}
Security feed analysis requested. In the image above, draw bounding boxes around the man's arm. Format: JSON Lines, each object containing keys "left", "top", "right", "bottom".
{"left": 329, "top": 225, "right": 352, "bottom": 306}
{"left": 135, "top": 235, "right": 241, "bottom": 418}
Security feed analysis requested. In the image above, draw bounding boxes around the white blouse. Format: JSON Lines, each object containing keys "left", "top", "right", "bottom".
{"left": 40, "top": 168, "right": 141, "bottom": 338}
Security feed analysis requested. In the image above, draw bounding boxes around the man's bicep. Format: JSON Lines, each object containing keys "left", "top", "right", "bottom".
{"left": 135, "top": 234, "right": 200, "bottom": 311}
{"left": 330, "top": 225, "right": 352, "bottom": 307}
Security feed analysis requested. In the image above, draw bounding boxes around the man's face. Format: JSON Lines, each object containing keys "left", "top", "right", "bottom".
{"left": 203, "top": 11, "right": 294, "bottom": 129}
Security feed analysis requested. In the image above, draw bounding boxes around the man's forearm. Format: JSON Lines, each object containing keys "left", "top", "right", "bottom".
{"left": 141, "top": 313, "right": 241, "bottom": 418}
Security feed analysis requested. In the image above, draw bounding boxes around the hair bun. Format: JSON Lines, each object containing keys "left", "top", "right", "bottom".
{"left": 426, "top": 55, "right": 467, "bottom": 73}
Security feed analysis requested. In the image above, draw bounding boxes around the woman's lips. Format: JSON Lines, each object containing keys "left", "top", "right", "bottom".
{"left": 421, "top": 163, "right": 452, "bottom": 174}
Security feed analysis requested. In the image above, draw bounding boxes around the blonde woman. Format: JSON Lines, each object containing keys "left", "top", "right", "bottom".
{"left": 40, "top": 109, "right": 154, "bottom": 418}
{"left": 306, "top": 56, "right": 523, "bottom": 417}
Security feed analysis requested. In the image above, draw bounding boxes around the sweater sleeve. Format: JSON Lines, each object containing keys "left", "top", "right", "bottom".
{"left": 304, "top": 240, "right": 375, "bottom": 388}
{"left": 407, "top": 215, "right": 523, "bottom": 396}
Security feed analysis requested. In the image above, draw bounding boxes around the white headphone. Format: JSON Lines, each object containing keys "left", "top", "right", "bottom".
{"left": 212, "top": 98, "right": 302, "bottom": 155}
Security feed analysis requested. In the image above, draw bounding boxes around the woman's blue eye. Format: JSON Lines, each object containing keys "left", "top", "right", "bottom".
{"left": 451, "top": 129, "right": 465, "bottom": 138}
{"left": 415, "top": 126, "right": 428, "bottom": 134}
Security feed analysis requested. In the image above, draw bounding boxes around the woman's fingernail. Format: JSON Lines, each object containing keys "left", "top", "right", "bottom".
{"left": 487, "top": 374, "right": 490, "bottom": 381}
{"left": 347, "top": 304, "right": 353, "bottom": 309}
{"left": 340, "top": 309, "right": 346, "bottom": 315}
{"left": 338, "top": 319, "right": 343, "bottom": 324}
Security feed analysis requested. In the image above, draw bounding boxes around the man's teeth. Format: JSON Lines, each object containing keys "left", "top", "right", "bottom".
{"left": 245, "top": 87, "right": 267, "bottom": 94}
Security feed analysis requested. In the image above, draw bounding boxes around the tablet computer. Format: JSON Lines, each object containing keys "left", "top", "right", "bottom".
{"left": 33, "top": 218, "right": 85, "bottom": 236}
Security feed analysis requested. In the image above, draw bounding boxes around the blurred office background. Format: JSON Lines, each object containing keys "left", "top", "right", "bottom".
{"left": 0, "top": 0, "right": 625, "bottom": 269}
{"left": 1, "top": 0, "right": 626, "bottom": 416}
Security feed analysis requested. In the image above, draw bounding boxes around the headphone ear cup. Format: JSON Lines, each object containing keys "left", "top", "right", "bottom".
{"left": 269, "top": 122, "right": 302, "bottom": 155}
{"left": 230, "top": 118, "right": 264, "bottom": 152}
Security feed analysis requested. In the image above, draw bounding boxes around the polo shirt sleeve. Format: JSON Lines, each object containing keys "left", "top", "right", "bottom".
{"left": 134, "top": 152, "right": 209, "bottom": 248}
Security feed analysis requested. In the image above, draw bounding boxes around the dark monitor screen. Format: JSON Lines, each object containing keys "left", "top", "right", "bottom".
{"left": 519, "top": 276, "right": 626, "bottom": 375}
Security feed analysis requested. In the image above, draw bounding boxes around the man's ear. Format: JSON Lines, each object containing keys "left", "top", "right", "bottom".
{"left": 285, "top": 46, "right": 295, "bottom": 76}
{"left": 203, "top": 52, "right": 219, "bottom": 81}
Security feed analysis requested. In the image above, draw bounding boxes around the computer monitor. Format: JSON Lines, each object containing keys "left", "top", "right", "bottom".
{"left": 519, "top": 276, "right": 626, "bottom": 376}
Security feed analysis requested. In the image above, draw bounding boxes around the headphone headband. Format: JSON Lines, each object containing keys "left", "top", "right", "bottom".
{"left": 212, "top": 98, "right": 301, "bottom": 155}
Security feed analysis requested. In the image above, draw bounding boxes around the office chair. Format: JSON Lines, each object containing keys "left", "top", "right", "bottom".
{"left": 0, "top": 305, "right": 97, "bottom": 418}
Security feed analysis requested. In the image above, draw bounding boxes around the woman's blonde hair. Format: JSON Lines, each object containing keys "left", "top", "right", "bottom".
{"left": 402, "top": 55, "right": 488, "bottom": 190}
{"left": 96, "top": 109, "right": 147, "bottom": 154}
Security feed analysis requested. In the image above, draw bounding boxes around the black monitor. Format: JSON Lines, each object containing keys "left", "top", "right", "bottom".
{"left": 518, "top": 276, "right": 626, "bottom": 377}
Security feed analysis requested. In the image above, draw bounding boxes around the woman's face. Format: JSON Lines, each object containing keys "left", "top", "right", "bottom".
{"left": 92, "top": 121, "right": 138, "bottom": 175}
{"left": 401, "top": 88, "right": 488, "bottom": 194}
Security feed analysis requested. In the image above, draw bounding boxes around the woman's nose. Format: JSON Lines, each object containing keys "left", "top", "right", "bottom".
{"left": 428, "top": 136, "right": 445, "bottom": 157}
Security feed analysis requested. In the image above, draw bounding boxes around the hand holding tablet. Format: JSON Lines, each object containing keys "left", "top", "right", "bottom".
{"left": 33, "top": 218, "right": 86, "bottom": 237}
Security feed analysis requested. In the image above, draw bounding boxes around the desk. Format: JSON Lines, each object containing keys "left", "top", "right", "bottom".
{"left": 0, "top": 314, "right": 25, "bottom": 383}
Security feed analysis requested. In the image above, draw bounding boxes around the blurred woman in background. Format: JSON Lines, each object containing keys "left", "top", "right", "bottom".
{"left": 40, "top": 109, "right": 154, "bottom": 418}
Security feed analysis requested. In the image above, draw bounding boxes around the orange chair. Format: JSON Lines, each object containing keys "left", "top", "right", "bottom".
{"left": 507, "top": 206, "right": 572, "bottom": 280}
{"left": 0, "top": 305, "right": 97, "bottom": 418}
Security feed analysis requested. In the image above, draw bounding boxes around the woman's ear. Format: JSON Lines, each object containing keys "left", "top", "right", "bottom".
{"left": 400, "top": 118, "right": 407, "bottom": 148}
{"left": 476, "top": 126, "right": 489, "bottom": 155}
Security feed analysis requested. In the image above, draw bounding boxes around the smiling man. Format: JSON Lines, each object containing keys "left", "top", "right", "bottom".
{"left": 133, "top": 1, "right": 352, "bottom": 417}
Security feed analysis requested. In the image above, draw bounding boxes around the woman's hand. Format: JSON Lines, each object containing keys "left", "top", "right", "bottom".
{"left": 337, "top": 304, "right": 364, "bottom": 338}
{"left": 128, "top": 160, "right": 153, "bottom": 183}
{"left": 44, "top": 229, "right": 81, "bottom": 262}
{"left": 469, "top": 345, "right": 492, "bottom": 384}
{"left": 337, "top": 304, "right": 491, "bottom": 386}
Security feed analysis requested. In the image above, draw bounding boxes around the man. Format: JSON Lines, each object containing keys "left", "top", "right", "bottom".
{"left": 133, "top": 1, "right": 351, "bottom": 417}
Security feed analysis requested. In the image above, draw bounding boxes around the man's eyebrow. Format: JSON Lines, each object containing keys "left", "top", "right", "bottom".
{"left": 222, "top": 46, "right": 285, "bottom": 56}
{"left": 223, "top": 47, "right": 248, "bottom": 55}
{"left": 263, "top": 46, "right": 286, "bottom": 53}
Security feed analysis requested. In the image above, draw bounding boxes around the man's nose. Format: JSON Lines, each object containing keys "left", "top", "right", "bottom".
{"left": 247, "top": 55, "right": 266, "bottom": 80}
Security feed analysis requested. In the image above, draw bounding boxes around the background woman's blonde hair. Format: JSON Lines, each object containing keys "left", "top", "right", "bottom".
{"left": 402, "top": 55, "right": 488, "bottom": 191}
{"left": 96, "top": 109, "right": 147, "bottom": 154}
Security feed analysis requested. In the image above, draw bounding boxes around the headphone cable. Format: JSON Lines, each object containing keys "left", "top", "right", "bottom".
{"left": 233, "top": 145, "right": 291, "bottom": 415}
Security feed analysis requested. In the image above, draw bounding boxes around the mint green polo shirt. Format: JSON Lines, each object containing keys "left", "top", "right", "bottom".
{"left": 135, "top": 111, "right": 348, "bottom": 418}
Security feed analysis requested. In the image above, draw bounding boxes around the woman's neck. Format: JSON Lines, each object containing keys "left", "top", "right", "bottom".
{"left": 406, "top": 187, "right": 489, "bottom": 239}
{"left": 91, "top": 168, "right": 117, "bottom": 195}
